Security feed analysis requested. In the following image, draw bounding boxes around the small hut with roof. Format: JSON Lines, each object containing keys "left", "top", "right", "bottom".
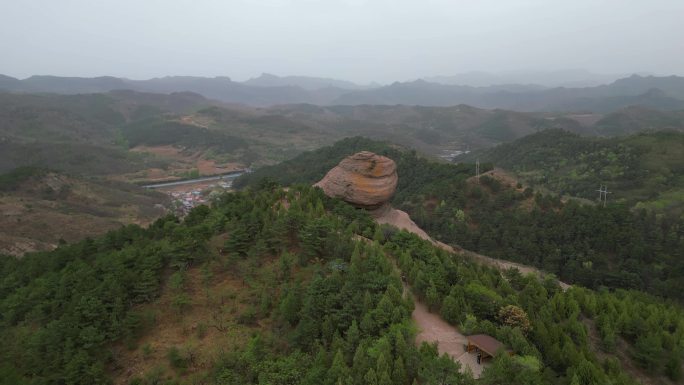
{"left": 466, "top": 334, "right": 513, "bottom": 360}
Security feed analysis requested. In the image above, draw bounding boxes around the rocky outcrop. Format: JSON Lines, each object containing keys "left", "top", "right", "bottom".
{"left": 315, "top": 151, "right": 445, "bottom": 246}
{"left": 314, "top": 151, "right": 398, "bottom": 210}
{"left": 314, "top": 151, "right": 571, "bottom": 293}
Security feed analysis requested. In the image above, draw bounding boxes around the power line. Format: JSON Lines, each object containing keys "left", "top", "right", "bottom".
{"left": 596, "top": 184, "right": 612, "bottom": 207}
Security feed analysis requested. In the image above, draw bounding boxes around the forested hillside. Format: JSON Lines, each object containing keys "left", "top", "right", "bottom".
{"left": 594, "top": 107, "right": 684, "bottom": 136}
{"left": 237, "top": 138, "right": 684, "bottom": 301}
{"left": 3, "top": 91, "right": 681, "bottom": 179}
{"left": 0, "top": 185, "right": 468, "bottom": 385}
{"left": 0, "top": 91, "right": 211, "bottom": 175}
{"left": 1, "top": 183, "right": 682, "bottom": 384}
{"left": 1, "top": 91, "right": 582, "bottom": 175}
{"left": 4, "top": 2, "right": 684, "bottom": 384}
{"left": 2, "top": 91, "right": 589, "bottom": 255}
{"left": 464, "top": 129, "right": 684, "bottom": 212}
{"left": 120, "top": 118, "right": 248, "bottom": 154}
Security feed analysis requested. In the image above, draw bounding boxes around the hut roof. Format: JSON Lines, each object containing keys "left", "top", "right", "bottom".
{"left": 467, "top": 334, "right": 506, "bottom": 357}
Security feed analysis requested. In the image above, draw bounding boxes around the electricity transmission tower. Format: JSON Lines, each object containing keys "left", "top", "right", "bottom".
{"left": 475, "top": 159, "right": 480, "bottom": 184}
{"left": 596, "top": 185, "right": 611, "bottom": 207}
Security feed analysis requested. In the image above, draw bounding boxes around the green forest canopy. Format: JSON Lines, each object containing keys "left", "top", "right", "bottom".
{"left": 466, "top": 129, "right": 684, "bottom": 212}
{"left": 237, "top": 137, "right": 684, "bottom": 301}
{"left": 1, "top": 135, "right": 683, "bottom": 384}
{"left": 1, "top": 184, "right": 682, "bottom": 384}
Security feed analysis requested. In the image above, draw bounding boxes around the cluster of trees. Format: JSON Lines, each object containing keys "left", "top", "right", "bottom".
{"left": 386, "top": 230, "right": 684, "bottom": 384}
{"left": 406, "top": 173, "right": 684, "bottom": 301}
{"left": 0, "top": 221, "right": 177, "bottom": 383}
{"left": 207, "top": 185, "right": 473, "bottom": 385}
{"left": 0, "top": 184, "right": 470, "bottom": 384}
{"left": 208, "top": 182, "right": 683, "bottom": 384}
{"left": 121, "top": 117, "right": 247, "bottom": 153}
{"left": 3, "top": 135, "right": 683, "bottom": 384}
{"left": 469, "top": 129, "right": 684, "bottom": 209}
{"left": 0, "top": 166, "right": 48, "bottom": 191}
{"left": 237, "top": 136, "right": 684, "bottom": 301}
{"left": 200, "top": 183, "right": 684, "bottom": 384}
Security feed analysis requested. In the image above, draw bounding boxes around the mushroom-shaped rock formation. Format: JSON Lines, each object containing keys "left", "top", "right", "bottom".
{"left": 314, "top": 151, "right": 398, "bottom": 210}
{"left": 315, "top": 151, "right": 443, "bottom": 245}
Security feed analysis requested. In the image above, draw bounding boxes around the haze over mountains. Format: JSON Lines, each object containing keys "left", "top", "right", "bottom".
{"left": 424, "top": 69, "right": 633, "bottom": 88}
{"left": 242, "top": 73, "right": 377, "bottom": 90}
{"left": 2, "top": 72, "right": 684, "bottom": 112}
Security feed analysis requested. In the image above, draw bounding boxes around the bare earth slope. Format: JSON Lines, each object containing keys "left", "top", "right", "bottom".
{"left": 0, "top": 171, "right": 169, "bottom": 256}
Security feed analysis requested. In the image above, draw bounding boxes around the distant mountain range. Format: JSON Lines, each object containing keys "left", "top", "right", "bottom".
{"left": 1, "top": 73, "right": 684, "bottom": 112}
{"left": 333, "top": 75, "right": 684, "bottom": 112}
{"left": 423, "top": 69, "right": 631, "bottom": 88}
{"left": 242, "top": 73, "right": 376, "bottom": 90}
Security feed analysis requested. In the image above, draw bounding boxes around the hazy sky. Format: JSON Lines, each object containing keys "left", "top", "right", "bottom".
{"left": 2, "top": 0, "right": 683, "bottom": 83}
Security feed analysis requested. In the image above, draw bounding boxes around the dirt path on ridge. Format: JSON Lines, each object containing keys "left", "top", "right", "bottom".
{"left": 375, "top": 206, "right": 570, "bottom": 291}
{"left": 376, "top": 204, "right": 571, "bottom": 380}
{"left": 397, "top": 280, "right": 484, "bottom": 378}
{"left": 456, "top": 247, "right": 571, "bottom": 291}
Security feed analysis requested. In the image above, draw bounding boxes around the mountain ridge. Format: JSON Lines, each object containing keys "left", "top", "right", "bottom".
{"left": 242, "top": 72, "right": 370, "bottom": 90}
{"left": 2, "top": 73, "right": 684, "bottom": 112}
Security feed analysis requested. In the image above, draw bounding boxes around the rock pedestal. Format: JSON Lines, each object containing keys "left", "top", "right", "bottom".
{"left": 315, "top": 150, "right": 439, "bottom": 244}
{"left": 314, "top": 151, "right": 398, "bottom": 210}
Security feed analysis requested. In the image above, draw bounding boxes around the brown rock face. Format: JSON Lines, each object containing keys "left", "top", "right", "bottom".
{"left": 315, "top": 151, "right": 398, "bottom": 210}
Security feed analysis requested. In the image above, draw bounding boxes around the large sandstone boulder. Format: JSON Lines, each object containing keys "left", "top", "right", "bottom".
{"left": 314, "top": 151, "right": 398, "bottom": 210}
{"left": 315, "top": 151, "right": 447, "bottom": 248}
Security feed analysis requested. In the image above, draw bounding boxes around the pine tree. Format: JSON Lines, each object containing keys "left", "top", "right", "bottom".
{"left": 376, "top": 352, "right": 390, "bottom": 375}
{"left": 352, "top": 346, "right": 370, "bottom": 385}
{"left": 364, "top": 368, "right": 378, "bottom": 385}
{"left": 375, "top": 294, "right": 393, "bottom": 327}
{"left": 225, "top": 225, "right": 250, "bottom": 256}
{"left": 378, "top": 370, "right": 392, "bottom": 385}
{"left": 360, "top": 312, "right": 376, "bottom": 337}
{"left": 392, "top": 356, "right": 408, "bottom": 385}
{"left": 633, "top": 332, "right": 663, "bottom": 373}
{"left": 278, "top": 286, "right": 301, "bottom": 325}
{"left": 426, "top": 282, "right": 440, "bottom": 311}
{"left": 569, "top": 374, "right": 581, "bottom": 385}
{"left": 346, "top": 320, "right": 360, "bottom": 357}
{"left": 362, "top": 291, "right": 374, "bottom": 313}
{"left": 665, "top": 354, "right": 682, "bottom": 381}
{"left": 328, "top": 349, "right": 350, "bottom": 385}
{"left": 441, "top": 294, "right": 462, "bottom": 324}
{"left": 394, "top": 330, "right": 409, "bottom": 361}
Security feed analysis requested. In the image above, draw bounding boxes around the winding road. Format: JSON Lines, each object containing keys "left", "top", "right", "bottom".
{"left": 141, "top": 171, "right": 245, "bottom": 189}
